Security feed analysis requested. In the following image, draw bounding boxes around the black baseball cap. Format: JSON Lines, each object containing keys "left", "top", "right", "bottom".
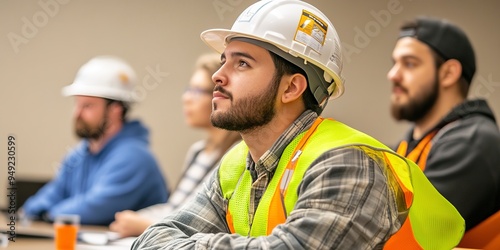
{"left": 399, "top": 16, "right": 476, "bottom": 84}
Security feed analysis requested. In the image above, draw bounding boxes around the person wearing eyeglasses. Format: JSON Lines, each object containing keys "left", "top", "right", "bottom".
{"left": 109, "top": 53, "right": 241, "bottom": 237}
{"left": 132, "top": 1, "right": 464, "bottom": 249}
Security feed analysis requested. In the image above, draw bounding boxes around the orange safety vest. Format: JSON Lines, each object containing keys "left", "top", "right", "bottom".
{"left": 396, "top": 131, "right": 438, "bottom": 171}
{"left": 219, "top": 117, "right": 464, "bottom": 249}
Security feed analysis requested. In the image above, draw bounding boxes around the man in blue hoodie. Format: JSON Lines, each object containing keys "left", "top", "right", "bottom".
{"left": 21, "top": 56, "right": 169, "bottom": 225}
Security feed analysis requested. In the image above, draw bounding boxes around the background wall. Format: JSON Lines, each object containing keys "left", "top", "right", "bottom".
{"left": 1, "top": 0, "right": 499, "bottom": 209}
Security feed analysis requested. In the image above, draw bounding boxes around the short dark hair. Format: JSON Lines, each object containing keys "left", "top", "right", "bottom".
{"left": 268, "top": 52, "right": 322, "bottom": 115}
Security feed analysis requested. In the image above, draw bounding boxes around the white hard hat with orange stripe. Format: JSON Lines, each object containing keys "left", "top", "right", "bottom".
{"left": 62, "top": 56, "right": 138, "bottom": 103}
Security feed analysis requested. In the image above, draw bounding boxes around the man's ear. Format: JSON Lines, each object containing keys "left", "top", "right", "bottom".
{"left": 282, "top": 73, "right": 308, "bottom": 104}
{"left": 439, "top": 59, "right": 462, "bottom": 88}
{"left": 107, "top": 102, "right": 124, "bottom": 120}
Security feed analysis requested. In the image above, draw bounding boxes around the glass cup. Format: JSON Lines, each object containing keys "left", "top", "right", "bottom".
{"left": 54, "top": 214, "right": 80, "bottom": 250}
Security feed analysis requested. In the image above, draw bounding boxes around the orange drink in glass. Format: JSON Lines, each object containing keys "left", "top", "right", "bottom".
{"left": 54, "top": 214, "right": 80, "bottom": 250}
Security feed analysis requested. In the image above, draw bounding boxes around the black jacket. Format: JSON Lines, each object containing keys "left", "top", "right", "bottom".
{"left": 400, "top": 99, "right": 500, "bottom": 230}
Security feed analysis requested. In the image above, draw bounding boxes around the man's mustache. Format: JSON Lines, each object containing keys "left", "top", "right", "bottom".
{"left": 214, "top": 85, "right": 233, "bottom": 100}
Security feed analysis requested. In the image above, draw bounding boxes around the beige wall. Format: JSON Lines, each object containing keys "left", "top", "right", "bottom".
{"left": 1, "top": 0, "right": 499, "bottom": 209}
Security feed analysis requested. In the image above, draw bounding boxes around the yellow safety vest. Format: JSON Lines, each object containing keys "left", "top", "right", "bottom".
{"left": 219, "top": 117, "right": 464, "bottom": 249}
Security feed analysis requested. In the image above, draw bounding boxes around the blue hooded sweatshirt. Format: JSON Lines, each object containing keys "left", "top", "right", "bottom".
{"left": 22, "top": 120, "right": 169, "bottom": 225}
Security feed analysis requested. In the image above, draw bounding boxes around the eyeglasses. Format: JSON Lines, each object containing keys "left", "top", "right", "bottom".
{"left": 184, "top": 87, "right": 212, "bottom": 96}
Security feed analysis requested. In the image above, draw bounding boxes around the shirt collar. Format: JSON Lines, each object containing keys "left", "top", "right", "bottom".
{"left": 253, "top": 110, "right": 318, "bottom": 175}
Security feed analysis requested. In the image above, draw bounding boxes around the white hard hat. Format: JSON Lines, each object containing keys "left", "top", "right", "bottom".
{"left": 62, "top": 56, "right": 138, "bottom": 102}
{"left": 201, "top": 0, "right": 345, "bottom": 106}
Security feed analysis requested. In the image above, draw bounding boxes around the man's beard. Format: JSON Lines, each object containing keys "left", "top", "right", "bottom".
{"left": 211, "top": 75, "right": 280, "bottom": 132}
{"left": 391, "top": 77, "right": 439, "bottom": 122}
{"left": 75, "top": 115, "right": 108, "bottom": 140}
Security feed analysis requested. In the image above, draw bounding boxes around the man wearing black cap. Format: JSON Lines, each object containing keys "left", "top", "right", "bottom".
{"left": 388, "top": 16, "right": 500, "bottom": 230}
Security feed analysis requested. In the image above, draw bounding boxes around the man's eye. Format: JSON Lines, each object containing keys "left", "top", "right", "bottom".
{"left": 238, "top": 60, "right": 248, "bottom": 67}
{"left": 405, "top": 62, "right": 416, "bottom": 68}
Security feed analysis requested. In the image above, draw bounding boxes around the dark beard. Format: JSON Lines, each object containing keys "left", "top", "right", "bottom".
{"left": 211, "top": 75, "right": 280, "bottom": 132}
{"left": 75, "top": 116, "right": 108, "bottom": 140}
{"left": 391, "top": 77, "right": 439, "bottom": 122}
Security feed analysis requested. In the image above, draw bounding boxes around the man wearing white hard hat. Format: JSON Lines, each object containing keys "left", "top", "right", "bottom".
{"left": 133, "top": 1, "right": 463, "bottom": 249}
{"left": 21, "top": 56, "right": 169, "bottom": 225}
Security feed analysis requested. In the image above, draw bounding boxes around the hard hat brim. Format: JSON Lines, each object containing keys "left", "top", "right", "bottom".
{"left": 61, "top": 82, "right": 136, "bottom": 102}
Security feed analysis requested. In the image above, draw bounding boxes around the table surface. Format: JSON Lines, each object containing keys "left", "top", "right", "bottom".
{"left": 3, "top": 237, "right": 136, "bottom": 250}
{"left": 0, "top": 214, "right": 135, "bottom": 250}
{"left": 1, "top": 214, "right": 479, "bottom": 250}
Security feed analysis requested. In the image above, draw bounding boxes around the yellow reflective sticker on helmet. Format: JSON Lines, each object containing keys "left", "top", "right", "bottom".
{"left": 295, "top": 10, "right": 328, "bottom": 53}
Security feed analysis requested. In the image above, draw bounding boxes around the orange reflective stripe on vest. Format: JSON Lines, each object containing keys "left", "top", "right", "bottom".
{"left": 396, "top": 131, "right": 437, "bottom": 171}
{"left": 385, "top": 219, "right": 422, "bottom": 250}
{"left": 267, "top": 117, "right": 323, "bottom": 234}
